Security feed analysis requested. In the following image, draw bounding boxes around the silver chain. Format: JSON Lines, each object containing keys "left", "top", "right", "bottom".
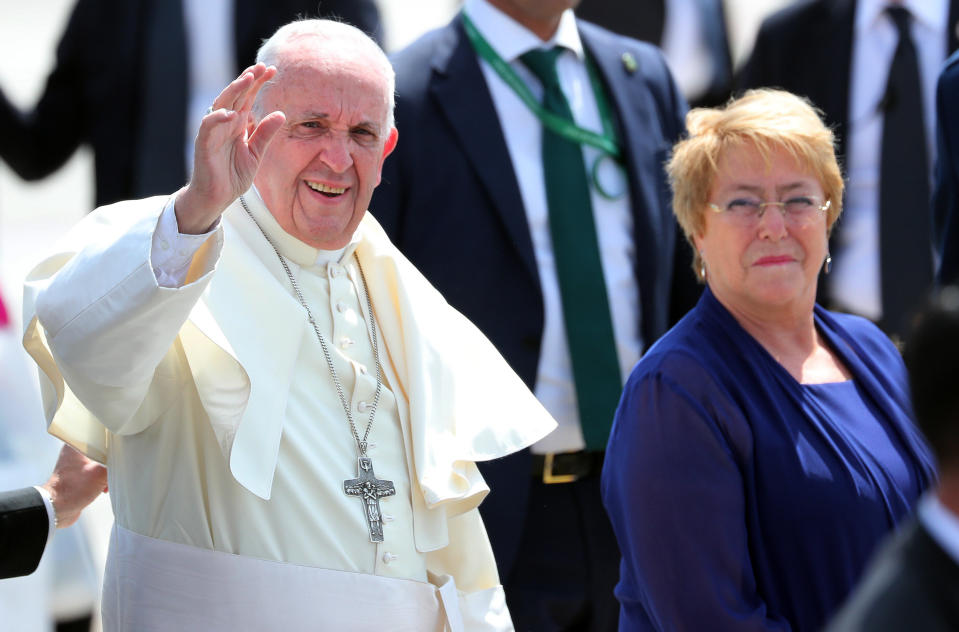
{"left": 239, "top": 196, "right": 383, "bottom": 456}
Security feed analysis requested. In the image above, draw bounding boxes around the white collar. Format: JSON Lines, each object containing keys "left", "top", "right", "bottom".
{"left": 855, "top": 0, "right": 948, "bottom": 34}
{"left": 918, "top": 492, "right": 959, "bottom": 565}
{"left": 463, "top": 0, "right": 585, "bottom": 63}
{"left": 245, "top": 185, "right": 359, "bottom": 269}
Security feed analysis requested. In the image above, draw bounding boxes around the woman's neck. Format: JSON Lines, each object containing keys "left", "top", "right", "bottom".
{"left": 715, "top": 293, "right": 850, "bottom": 384}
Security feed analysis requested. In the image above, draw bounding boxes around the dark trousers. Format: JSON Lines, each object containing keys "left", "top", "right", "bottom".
{"left": 505, "top": 472, "right": 620, "bottom": 632}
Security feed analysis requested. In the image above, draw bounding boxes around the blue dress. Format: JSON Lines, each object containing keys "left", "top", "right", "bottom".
{"left": 601, "top": 286, "right": 936, "bottom": 631}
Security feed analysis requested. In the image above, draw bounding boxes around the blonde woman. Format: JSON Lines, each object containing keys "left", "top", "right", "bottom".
{"left": 601, "top": 90, "right": 936, "bottom": 631}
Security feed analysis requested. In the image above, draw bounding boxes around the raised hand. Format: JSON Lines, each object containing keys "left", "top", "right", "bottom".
{"left": 175, "top": 63, "right": 286, "bottom": 234}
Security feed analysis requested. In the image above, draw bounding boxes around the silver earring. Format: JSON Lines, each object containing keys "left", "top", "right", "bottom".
{"left": 700, "top": 264, "right": 706, "bottom": 280}
{"left": 823, "top": 254, "right": 832, "bottom": 275}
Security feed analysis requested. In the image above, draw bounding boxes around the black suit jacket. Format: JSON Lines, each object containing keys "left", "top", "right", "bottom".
{"left": 738, "top": 0, "right": 959, "bottom": 303}
{"left": 825, "top": 518, "right": 959, "bottom": 631}
{"left": 576, "top": 0, "right": 734, "bottom": 107}
{"left": 0, "top": 487, "right": 49, "bottom": 580}
{"left": 0, "top": 0, "right": 381, "bottom": 207}
{"left": 934, "top": 51, "right": 959, "bottom": 285}
{"left": 370, "top": 15, "right": 698, "bottom": 576}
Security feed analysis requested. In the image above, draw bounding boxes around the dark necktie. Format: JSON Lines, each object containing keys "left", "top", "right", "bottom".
{"left": 133, "top": 0, "right": 188, "bottom": 197}
{"left": 879, "top": 6, "right": 932, "bottom": 336}
{"left": 520, "top": 47, "right": 622, "bottom": 451}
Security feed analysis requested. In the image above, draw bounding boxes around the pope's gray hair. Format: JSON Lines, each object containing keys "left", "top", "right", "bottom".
{"left": 251, "top": 19, "right": 395, "bottom": 129}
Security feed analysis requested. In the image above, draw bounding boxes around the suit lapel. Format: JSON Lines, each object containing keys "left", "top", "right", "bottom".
{"left": 428, "top": 18, "right": 539, "bottom": 282}
{"left": 579, "top": 25, "right": 673, "bottom": 323}
{"left": 580, "top": 27, "right": 660, "bottom": 202}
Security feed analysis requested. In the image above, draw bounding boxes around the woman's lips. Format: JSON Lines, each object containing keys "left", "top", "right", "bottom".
{"left": 754, "top": 255, "right": 795, "bottom": 266}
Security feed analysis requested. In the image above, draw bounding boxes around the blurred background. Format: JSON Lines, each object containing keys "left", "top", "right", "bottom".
{"left": 0, "top": 0, "right": 792, "bottom": 629}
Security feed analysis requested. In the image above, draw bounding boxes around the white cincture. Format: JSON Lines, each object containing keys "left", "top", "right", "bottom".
{"left": 101, "top": 524, "right": 462, "bottom": 631}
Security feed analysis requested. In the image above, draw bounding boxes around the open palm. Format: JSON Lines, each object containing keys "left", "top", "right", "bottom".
{"left": 176, "top": 63, "right": 285, "bottom": 234}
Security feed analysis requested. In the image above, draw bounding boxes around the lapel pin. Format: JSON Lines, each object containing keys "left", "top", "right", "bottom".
{"left": 622, "top": 52, "right": 637, "bottom": 74}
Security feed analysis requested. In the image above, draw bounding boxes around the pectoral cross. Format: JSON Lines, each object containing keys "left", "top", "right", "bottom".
{"left": 344, "top": 456, "right": 395, "bottom": 542}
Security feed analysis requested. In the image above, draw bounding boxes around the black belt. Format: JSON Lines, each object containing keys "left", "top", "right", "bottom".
{"left": 531, "top": 451, "right": 604, "bottom": 484}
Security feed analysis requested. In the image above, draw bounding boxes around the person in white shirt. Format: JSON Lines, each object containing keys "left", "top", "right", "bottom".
{"left": 22, "top": 18, "right": 555, "bottom": 631}
{"left": 827, "top": 285, "right": 959, "bottom": 630}
{"left": 370, "top": 1, "right": 699, "bottom": 628}
{"left": 739, "top": 0, "right": 958, "bottom": 339}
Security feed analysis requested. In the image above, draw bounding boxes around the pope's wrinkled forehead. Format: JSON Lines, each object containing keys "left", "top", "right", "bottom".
{"left": 253, "top": 19, "right": 395, "bottom": 125}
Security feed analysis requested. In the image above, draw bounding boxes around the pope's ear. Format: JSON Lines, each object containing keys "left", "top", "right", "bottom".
{"left": 383, "top": 127, "right": 398, "bottom": 159}
{"left": 375, "top": 128, "right": 399, "bottom": 187}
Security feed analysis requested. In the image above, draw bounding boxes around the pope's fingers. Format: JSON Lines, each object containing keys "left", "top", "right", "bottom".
{"left": 192, "top": 109, "right": 246, "bottom": 171}
{"left": 248, "top": 111, "right": 286, "bottom": 161}
{"left": 235, "top": 65, "right": 278, "bottom": 117}
{"left": 208, "top": 64, "right": 264, "bottom": 115}
{"left": 226, "top": 63, "right": 274, "bottom": 113}
{"left": 196, "top": 108, "right": 241, "bottom": 143}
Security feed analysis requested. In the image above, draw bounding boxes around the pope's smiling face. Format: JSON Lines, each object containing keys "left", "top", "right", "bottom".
{"left": 251, "top": 47, "right": 397, "bottom": 250}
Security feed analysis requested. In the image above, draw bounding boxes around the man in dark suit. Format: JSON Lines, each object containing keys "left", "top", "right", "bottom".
{"left": 825, "top": 286, "right": 959, "bottom": 630}
{"left": 935, "top": 51, "right": 959, "bottom": 286}
{"left": 1, "top": 444, "right": 107, "bottom": 580}
{"left": 738, "top": 0, "right": 959, "bottom": 339}
{"left": 370, "top": 0, "right": 697, "bottom": 628}
{"left": 0, "top": 0, "right": 381, "bottom": 207}
{"left": 575, "top": 0, "right": 733, "bottom": 107}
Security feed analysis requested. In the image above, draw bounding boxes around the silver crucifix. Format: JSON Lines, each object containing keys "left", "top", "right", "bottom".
{"left": 344, "top": 456, "right": 395, "bottom": 542}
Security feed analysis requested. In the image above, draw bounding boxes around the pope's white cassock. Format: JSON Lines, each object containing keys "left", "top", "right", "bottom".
{"left": 21, "top": 188, "right": 556, "bottom": 631}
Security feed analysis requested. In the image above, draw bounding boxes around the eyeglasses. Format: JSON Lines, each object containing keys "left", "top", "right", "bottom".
{"left": 708, "top": 196, "right": 831, "bottom": 226}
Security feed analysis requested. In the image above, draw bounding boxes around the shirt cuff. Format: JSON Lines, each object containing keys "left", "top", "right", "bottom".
{"left": 33, "top": 485, "right": 56, "bottom": 547}
{"left": 152, "top": 196, "right": 220, "bottom": 288}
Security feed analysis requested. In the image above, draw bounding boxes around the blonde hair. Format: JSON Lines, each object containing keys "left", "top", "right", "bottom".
{"left": 667, "top": 89, "right": 844, "bottom": 282}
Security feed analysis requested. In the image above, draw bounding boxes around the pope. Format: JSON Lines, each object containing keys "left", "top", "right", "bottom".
{"left": 22, "top": 18, "right": 555, "bottom": 631}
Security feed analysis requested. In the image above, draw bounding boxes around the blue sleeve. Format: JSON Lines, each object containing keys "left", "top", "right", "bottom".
{"left": 601, "top": 365, "right": 792, "bottom": 631}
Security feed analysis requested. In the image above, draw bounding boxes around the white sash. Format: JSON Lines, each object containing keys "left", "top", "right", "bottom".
{"left": 101, "top": 525, "right": 463, "bottom": 631}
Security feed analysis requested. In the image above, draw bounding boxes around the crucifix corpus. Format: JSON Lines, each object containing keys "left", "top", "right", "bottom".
{"left": 344, "top": 456, "right": 396, "bottom": 542}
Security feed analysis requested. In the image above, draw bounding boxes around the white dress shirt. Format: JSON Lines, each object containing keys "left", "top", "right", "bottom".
{"left": 463, "top": 0, "right": 643, "bottom": 454}
{"left": 660, "top": 0, "right": 716, "bottom": 102}
{"left": 33, "top": 484, "right": 56, "bottom": 548}
{"left": 830, "top": 0, "right": 947, "bottom": 319}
